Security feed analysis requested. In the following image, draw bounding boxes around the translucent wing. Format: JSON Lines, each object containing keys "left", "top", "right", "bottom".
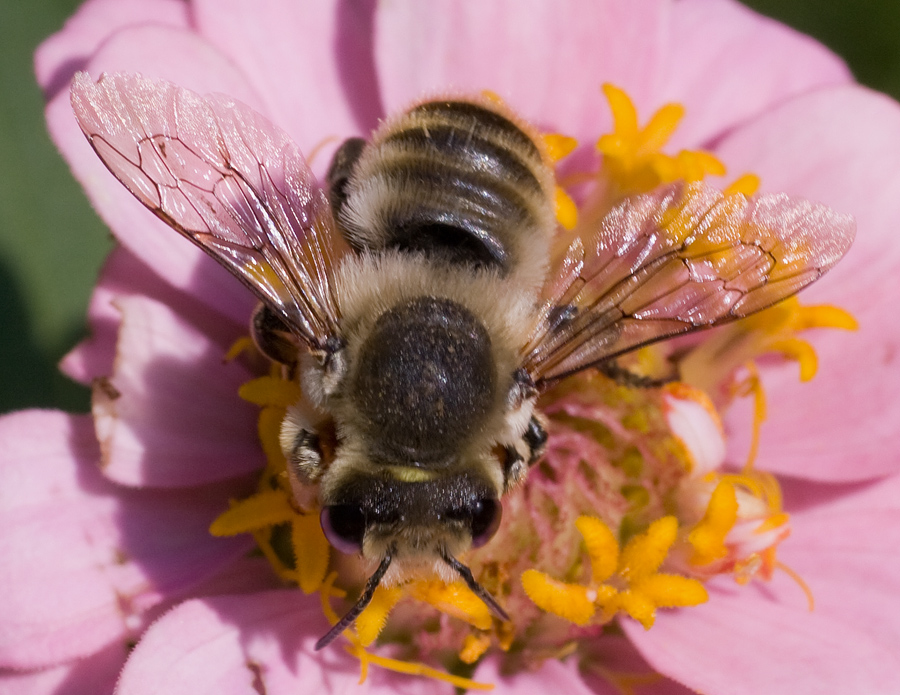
{"left": 70, "top": 72, "right": 342, "bottom": 351}
{"left": 523, "top": 181, "right": 855, "bottom": 384}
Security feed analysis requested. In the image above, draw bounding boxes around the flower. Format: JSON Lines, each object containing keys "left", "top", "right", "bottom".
{"left": 4, "top": 0, "right": 900, "bottom": 693}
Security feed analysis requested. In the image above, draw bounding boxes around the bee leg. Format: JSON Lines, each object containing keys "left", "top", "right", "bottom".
{"left": 285, "top": 429, "right": 325, "bottom": 485}
{"left": 502, "top": 414, "right": 548, "bottom": 491}
{"left": 327, "top": 137, "right": 367, "bottom": 243}
{"left": 598, "top": 360, "right": 677, "bottom": 389}
{"left": 251, "top": 303, "right": 301, "bottom": 368}
{"left": 523, "top": 413, "right": 548, "bottom": 464}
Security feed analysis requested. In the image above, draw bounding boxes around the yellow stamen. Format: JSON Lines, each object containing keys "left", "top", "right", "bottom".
{"left": 555, "top": 186, "right": 579, "bottom": 230}
{"left": 409, "top": 580, "right": 494, "bottom": 630}
{"left": 619, "top": 516, "right": 678, "bottom": 581}
{"left": 576, "top": 516, "right": 619, "bottom": 583}
{"left": 209, "top": 489, "right": 295, "bottom": 536}
{"left": 224, "top": 336, "right": 256, "bottom": 362}
{"left": 257, "top": 406, "right": 288, "bottom": 473}
{"left": 768, "top": 338, "right": 819, "bottom": 381}
{"left": 735, "top": 362, "right": 767, "bottom": 472}
{"left": 791, "top": 304, "right": 858, "bottom": 332}
{"left": 346, "top": 644, "right": 495, "bottom": 691}
{"left": 521, "top": 570, "right": 595, "bottom": 625}
{"left": 601, "top": 83, "right": 640, "bottom": 140}
{"left": 459, "top": 633, "right": 492, "bottom": 664}
{"left": 724, "top": 173, "right": 760, "bottom": 197}
{"left": 480, "top": 89, "right": 505, "bottom": 106}
{"left": 238, "top": 376, "right": 302, "bottom": 407}
{"left": 356, "top": 585, "right": 403, "bottom": 647}
{"left": 688, "top": 481, "right": 738, "bottom": 566}
{"left": 543, "top": 133, "right": 578, "bottom": 162}
{"left": 291, "top": 513, "right": 330, "bottom": 593}
{"left": 635, "top": 573, "right": 708, "bottom": 610}
{"left": 776, "top": 561, "right": 816, "bottom": 612}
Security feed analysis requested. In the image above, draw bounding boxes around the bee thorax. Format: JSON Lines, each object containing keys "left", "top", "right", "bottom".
{"left": 352, "top": 296, "right": 496, "bottom": 466}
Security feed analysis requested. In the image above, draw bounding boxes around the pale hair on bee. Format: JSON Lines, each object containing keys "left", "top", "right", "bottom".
{"left": 70, "top": 72, "right": 855, "bottom": 649}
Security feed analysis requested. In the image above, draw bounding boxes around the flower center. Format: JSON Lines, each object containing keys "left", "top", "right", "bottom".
{"left": 209, "top": 85, "right": 854, "bottom": 688}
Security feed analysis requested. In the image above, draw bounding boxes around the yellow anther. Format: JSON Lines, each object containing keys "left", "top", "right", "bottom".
{"left": 238, "top": 376, "right": 302, "bottom": 407}
{"left": 635, "top": 573, "right": 708, "bottom": 610}
{"left": 619, "top": 516, "right": 678, "bottom": 581}
{"left": 346, "top": 644, "right": 495, "bottom": 691}
{"left": 521, "top": 570, "right": 596, "bottom": 625}
{"left": 257, "top": 406, "right": 287, "bottom": 473}
{"left": 611, "top": 589, "right": 656, "bottom": 628}
{"left": 775, "top": 560, "right": 816, "bottom": 612}
{"left": 224, "top": 335, "right": 256, "bottom": 362}
{"left": 640, "top": 102, "right": 685, "bottom": 152}
{"left": 576, "top": 516, "right": 619, "bottom": 582}
{"left": 409, "top": 580, "right": 494, "bottom": 630}
{"left": 543, "top": 133, "right": 578, "bottom": 162}
{"left": 209, "top": 489, "right": 295, "bottom": 536}
{"left": 768, "top": 338, "right": 818, "bottom": 381}
{"left": 291, "top": 513, "right": 330, "bottom": 593}
{"left": 733, "top": 362, "right": 767, "bottom": 472}
{"left": 688, "top": 481, "right": 738, "bottom": 566}
{"left": 480, "top": 89, "right": 505, "bottom": 106}
{"left": 355, "top": 585, "right": 403, "bottom": 647}
{"left": 792, "top": 304, "right": 859, "bottom": 332}
{"left": 668, "top": 150, "right": 726, "bottom": 183}
{"left": 459, "top": 633, "right": 492, "bottom": 664}
{"left": 601, "top": 83, "right": 640, "bottom": 140}
{"left": 555, "top": 186, "right": 579, "bottom": 230}
{"left": 724, "top": 173, "right": 760, "bottom": 197}
{"left": 755, "top": 511, "right": 790, "bottom": 534}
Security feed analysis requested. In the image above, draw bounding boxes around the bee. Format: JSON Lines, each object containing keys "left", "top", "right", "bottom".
{"left": 70, "top": 72, "right": 855, "bottom": 649}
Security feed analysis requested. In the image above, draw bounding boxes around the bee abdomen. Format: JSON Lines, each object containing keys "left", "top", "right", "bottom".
{"left": 337, "top": 99, "right": 554, "bottom": 275}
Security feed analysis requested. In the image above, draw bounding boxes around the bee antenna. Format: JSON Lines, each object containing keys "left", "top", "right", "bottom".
{"left": 314, "top": 549, "right": 394, "bottom": 650}
{"left": 441, "top": 550, "right": 510, "bottom": 623}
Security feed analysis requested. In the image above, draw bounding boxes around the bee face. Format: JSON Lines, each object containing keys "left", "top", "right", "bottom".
{"left": 71, "top": 72, "right": 856, "bottom": 650}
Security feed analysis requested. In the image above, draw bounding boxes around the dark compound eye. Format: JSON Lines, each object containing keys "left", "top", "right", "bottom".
{"left": 320, "top": 505, "right": 367, "bottom": 555}
{"left": 469, "top": 497, "right": 502, "bottom": 548}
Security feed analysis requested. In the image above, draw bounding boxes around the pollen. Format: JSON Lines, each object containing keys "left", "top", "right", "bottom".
{"left": 596, "top": 83, "right": 726, "bottom": 197}
{"left": 409, "top": 580, "right": 494, "bottom": 630}
{"left": 687, "top": 481, "right": 738, "bottom": 566}
{"left": 356, "top": 586, "right": 403, "bottom": 646}
{"left": 523, "top": 515, "right": 707, "bottom": 630}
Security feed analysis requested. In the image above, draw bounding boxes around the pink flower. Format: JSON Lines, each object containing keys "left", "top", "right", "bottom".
{"left": 3, "top": 0, "right": 899, "bottom": 693}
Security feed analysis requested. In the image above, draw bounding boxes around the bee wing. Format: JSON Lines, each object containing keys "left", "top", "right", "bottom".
{"left": 523, "top": 181, "right": 855, "bottom": 384}
{"left": 70, "top": 72, "right": 342, "bottom": 351}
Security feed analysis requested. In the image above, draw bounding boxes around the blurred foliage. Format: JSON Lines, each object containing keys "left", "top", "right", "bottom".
{"left": 0, "top": 0, "right": 898, "bottom": 414}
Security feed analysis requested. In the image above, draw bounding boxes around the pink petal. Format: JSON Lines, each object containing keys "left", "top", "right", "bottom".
{"left": 374, "top": 0, "right": 669, "bottom": 140}
{"left": 623, "top": 574, "right": 900, "bottom": 694}
{"left": 0, "top": 411, "right": 251, "bottom": 669}
{"left": 659, "top": 0, "right": 852, "bottom": 149}
{"left": 61, "top": 247, "right": 246, "bottom": 385}
{"left": 475, "top": 656, "right": 601, "bottom": 695}
{"left": 781, "top": 475, "right": 900, "bottom": 645}
{"left": 0, "top": 641, "right": 125, "bottom": 695}
{"left": 34, "top": 0, "right": 188, "bottom": 99}
{"left": 193, "top": 0, "right": 380, "bottom": 169}
{"left": 45, "top": 26, "right": 263, "bottom": 327}
{"left": 91, "top": 293, "right": 262, "bottom": 487}
{"left": 715, "top": 85, "right": 900, "bottom": 480}
{"left": 116, "top": 592, "right": 454, "bottom": 695}
{"left": 578, "top": 634, "right": 700, "bottom": 695}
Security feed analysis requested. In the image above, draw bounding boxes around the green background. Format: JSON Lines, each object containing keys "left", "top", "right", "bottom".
{"left": 1, "top": 0, "right": 898, "bottom": 415}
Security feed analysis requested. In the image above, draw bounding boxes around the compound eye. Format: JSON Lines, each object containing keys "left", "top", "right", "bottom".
{"left": 320, "top": 505, "right": 366, "bottom": 555}
{"left": 470, "top": 498, "right": 502, "bottom": 548}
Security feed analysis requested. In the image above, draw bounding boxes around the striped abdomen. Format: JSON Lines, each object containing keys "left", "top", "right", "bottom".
{"left": 331, "top": 99, "right": 555, "bottom": 278}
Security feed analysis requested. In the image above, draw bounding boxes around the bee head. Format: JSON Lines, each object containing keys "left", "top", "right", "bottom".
{"left": 314, "top": 468, "right": 507, "bottom": 649}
